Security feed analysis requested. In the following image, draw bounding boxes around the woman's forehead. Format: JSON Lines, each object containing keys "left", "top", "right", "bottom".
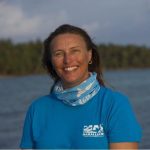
{"left": 50, "top": 33, "right": 87, "bottom": 50}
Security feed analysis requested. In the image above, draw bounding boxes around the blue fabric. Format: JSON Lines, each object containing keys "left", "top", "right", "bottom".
{"left": 20, "top": 86, "right": 142, "bottom": 149}
{"left": 53, "top": 72, "right": 100, "bottom": 106}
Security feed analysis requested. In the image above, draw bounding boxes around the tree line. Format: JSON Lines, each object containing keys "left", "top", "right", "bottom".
{"left": 0, "top": 39, "right": 150, "bottom": 75}
{"left": 98, "top": 44, "right": 150, "bottom": 69}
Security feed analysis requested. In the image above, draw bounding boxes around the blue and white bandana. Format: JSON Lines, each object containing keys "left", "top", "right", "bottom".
{"left": 52, "top": 72, "right": 100, "bottom": 106}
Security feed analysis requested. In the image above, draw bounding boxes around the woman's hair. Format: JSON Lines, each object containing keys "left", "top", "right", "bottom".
{"left": 42, "top": 24, "right": 105, "bottom": 90}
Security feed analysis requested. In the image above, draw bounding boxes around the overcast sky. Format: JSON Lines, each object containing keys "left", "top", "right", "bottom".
{"left": 0, "top": 0, "right": 150, "bottom": 46}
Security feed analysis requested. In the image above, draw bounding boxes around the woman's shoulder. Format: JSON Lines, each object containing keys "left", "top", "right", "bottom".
{"left": 28, "top": 94, "right": 54, "bottom": 110}
{"left": 99, "top": 86, "right": 135, "bottom": 122}
{"left": 100, "top": 85, "right": 130, "bottom": 106}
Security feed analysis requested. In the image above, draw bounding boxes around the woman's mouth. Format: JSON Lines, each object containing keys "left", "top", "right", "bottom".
{"left": 64, "top": 66, "right": 78, "bottom": 72}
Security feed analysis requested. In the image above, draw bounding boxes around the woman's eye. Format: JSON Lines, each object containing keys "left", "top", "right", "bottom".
{"left": 54, "top": 52, "right": 63, "bottom": 57}
{"left": 72, "top": 49, "right": 80, "bottom": 53}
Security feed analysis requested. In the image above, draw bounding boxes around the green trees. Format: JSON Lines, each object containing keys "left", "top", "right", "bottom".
{"left": 0, "top": 39, "right": 45, "bottom": 75}
{"left": 0, "top": 39, "right": 150, "bottom": 75}
{"left": 98, "top": 44, "right": 150, "bottom": 69}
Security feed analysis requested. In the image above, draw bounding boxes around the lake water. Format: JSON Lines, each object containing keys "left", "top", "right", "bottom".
{"left": 0, "top": 69, "right": 150, "bottom": 148}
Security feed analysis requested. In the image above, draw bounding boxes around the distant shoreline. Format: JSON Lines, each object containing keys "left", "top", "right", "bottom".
{"left": 1, "top": 68, "right": 150, "bottom": 78}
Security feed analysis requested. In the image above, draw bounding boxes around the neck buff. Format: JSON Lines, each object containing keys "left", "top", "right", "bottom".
{"left": 52, "top": 72, "right": 100, "bottom": 106}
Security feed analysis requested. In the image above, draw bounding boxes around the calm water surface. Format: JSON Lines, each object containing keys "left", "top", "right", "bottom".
{"left": 0, "top": 69, "right": 150, "bottom": 148}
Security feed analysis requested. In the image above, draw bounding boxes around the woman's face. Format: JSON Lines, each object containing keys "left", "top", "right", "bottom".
{"left": 50, "top": 33, "right": 92, "bottom": 89}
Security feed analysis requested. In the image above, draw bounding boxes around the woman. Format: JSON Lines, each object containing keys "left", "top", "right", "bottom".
{"left": 20, "top": 24, "right": 142, "bottom": 149}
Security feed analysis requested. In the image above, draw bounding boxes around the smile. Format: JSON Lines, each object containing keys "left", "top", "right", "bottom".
{"left": 64, "top": 66, "right": 78, "bottom": 71}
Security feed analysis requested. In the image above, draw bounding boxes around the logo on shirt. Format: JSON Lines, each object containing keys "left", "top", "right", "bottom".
{"left": 83, "top": 124, "right": 104, "bottom": 137}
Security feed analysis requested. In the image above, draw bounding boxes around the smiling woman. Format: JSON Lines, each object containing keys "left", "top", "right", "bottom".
{"left": 20, "top": 24, "right": 142, "bottom": 149}
{"left": 50, "top": 33, "right": 92, "bottom": 89}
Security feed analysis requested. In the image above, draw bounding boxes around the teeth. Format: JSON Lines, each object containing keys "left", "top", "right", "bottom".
{"left": 64, "top": 66, "right": 78, "bottom": 71}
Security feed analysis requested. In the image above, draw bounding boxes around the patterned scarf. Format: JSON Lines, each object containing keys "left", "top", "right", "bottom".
{"left": 52, "top": 72, "right": 100, "bottom": 106}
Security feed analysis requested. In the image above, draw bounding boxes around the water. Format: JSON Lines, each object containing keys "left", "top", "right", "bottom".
{"left": 0, "top": 69, "right": 150, "bottom": 148}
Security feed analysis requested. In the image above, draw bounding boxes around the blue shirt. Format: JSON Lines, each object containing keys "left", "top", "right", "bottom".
{"left": 20, "top": 86, "right": 142, "bottom": 149}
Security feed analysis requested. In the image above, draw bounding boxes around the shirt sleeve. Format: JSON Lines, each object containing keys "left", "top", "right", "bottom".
{"left": 20, "top": 104, "right": 35, "bottom": 148}
{"left": 107, "top": 92, "right": 142, "bottom": 143}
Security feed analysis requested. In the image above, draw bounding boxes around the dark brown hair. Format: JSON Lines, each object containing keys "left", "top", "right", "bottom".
{"left": 42, "top": 24, "right": 105, "bottom": 91}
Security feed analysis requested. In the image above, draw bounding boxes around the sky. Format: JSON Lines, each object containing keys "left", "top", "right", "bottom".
{"left": 0, "top": 0, "right": 150, "bottom": 46}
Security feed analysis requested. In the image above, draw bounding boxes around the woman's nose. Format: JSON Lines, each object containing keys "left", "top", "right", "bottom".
{"left": 63, "top": 53, "right": 72, "bottom": 64}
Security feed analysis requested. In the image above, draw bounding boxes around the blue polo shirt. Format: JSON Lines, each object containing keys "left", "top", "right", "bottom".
{"left": 20, "top": 86, "right": 142, "bottom": 149}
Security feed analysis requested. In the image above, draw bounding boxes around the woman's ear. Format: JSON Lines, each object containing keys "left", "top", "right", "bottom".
{"left": 88, "top": 49, "right": 92, "bottom": 63}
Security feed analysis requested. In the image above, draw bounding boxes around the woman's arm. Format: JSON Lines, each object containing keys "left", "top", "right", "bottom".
{"left": 109, "top": 142, "right": 138, "bottom": 149}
